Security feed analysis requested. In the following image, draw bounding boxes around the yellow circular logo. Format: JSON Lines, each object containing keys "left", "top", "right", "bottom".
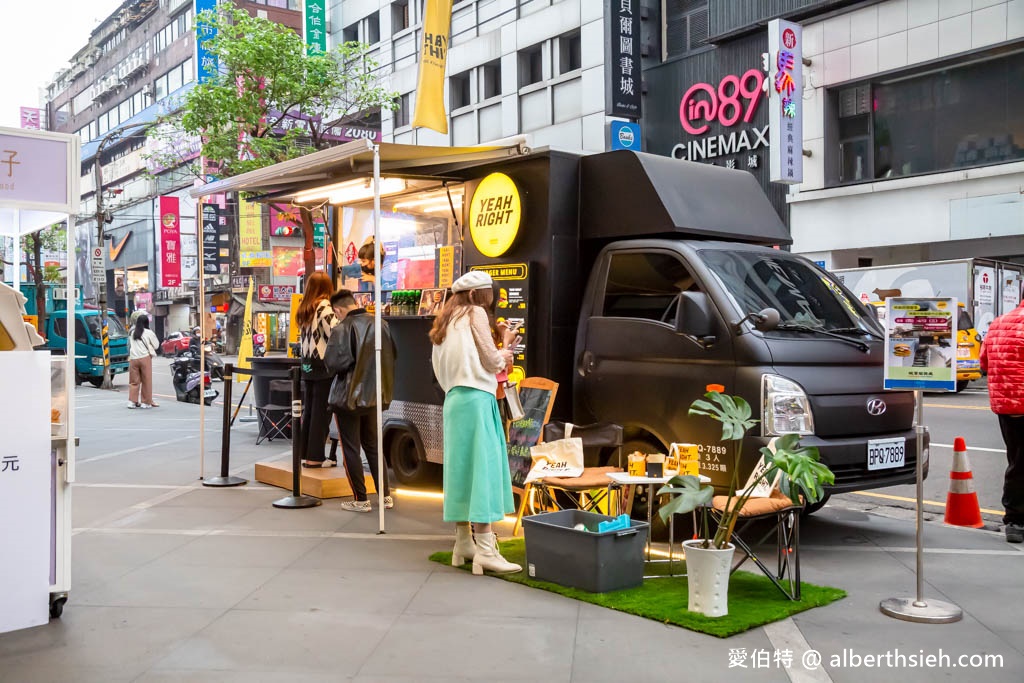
{"left": 469, "top": 173, "right": 521, "bottom": 258}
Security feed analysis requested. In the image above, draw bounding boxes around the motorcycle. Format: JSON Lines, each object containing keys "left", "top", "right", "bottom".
{"left": 201, "top": 341, "right": 225, "bottom": 380}
{"left": 170, "top": 355, "right": 218, "bottom": 405}
{"left": 253, "top": 332, "right": 266, "bottom": 358}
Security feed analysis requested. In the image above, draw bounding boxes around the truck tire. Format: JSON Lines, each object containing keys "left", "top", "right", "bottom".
{"left": 389, "top": 429, "right": 440, "bottom": 487}
{"left": 87, "top": 377, "right": 103, "bottom": 388}
{"left": 955, "top": 380, "right": 969, "bottom": 393}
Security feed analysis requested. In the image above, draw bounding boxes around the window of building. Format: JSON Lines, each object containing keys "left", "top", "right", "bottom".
{"left": 394, "top": 93, "right": 411, "bottom": 128}
{"left": 558, "top": 31, "right": 582, "bottom": 75}
{"left": 482, "top": 60, "right": 501, "bottom": 99}
{"left": 392, "top": 0, "right": 410, "bottom": 32}
{"left": 248, "top": 0, "right": 301, "bottom": 8}
{"left": 153, "top": 58, "right": 193, "bottom": 103}
{"left": 829, "top": 49, "right": 1024, "bottom": 185}
{"left": 367, "top": 11, "right": 381, "bottom": 44}
{"left": 343, "top": 23, "right": 359, "bottom": 43}
{"left": 519, "top": 44, "right": 543, "bottom": 87}
{"left": 451, "top": 71, "right": 471, "bottom": 110}
{"left": 602, "top": 252, "right": 698, "bottom": 321}
{"left": 664, "top": 0, "right": 708, "bottom": 60}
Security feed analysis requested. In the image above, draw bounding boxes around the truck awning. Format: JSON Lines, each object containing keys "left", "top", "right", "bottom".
{"left": 579, "top": 151, "right": 791, "bottom": 246}
{"left": 188, "top": 138, "right": 531, "bottom": 201}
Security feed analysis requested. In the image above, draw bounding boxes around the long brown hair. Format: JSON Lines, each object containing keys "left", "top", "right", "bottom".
{"left": 296, "top": 271, "right": 334, "bottom": 329}
{"left": 429, "top": 287, "right": 495, "bottom": 345}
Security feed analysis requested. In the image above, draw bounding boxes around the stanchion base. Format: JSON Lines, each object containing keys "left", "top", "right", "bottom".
{"left": 880, "top": 597, "right": 963, "bottom": 623}
{"left": 203, "top": 476, "right": 248, "bottom": 488}
{"left": 238, "top": 416, "right": 258, "bottom": 423}
{"left": 272, "top": 495, "right": 322, "bottom": 509}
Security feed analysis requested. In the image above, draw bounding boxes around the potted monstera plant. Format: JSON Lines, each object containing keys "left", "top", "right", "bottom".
{"left": 658, "top": 391, "right": 835, "bottom": 617}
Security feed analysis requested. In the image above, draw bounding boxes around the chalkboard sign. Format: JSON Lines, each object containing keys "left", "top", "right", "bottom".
{"left": 506, "top": 380, "right": 556, "bottom": 488}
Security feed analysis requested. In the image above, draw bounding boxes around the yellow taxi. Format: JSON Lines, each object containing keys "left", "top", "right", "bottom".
{"left": 870, "top": 301, "right": 981, "bottom": 392}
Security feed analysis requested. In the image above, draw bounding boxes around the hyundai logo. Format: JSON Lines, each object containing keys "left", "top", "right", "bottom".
{"left": 866, "top": 399, "right": 887, "bottom": 416}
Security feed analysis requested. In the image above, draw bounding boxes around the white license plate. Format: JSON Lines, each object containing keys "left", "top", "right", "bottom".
{"left": 204, "top": 389, "right": 217, "bottom": 398}
{"left": 956, "top": 347, "right": 971, "bottom": 358}
{"left": 867, "top": 438, "right": 905, "bottom": 471}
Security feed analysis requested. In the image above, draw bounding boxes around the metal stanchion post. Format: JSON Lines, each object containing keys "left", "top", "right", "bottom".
{"left": 273, "top": 366, "right": 321, "bottom": 509}
{"left": 204, "top": 363, "right": 247, "bottom": 487}
{"left": 880, "top": 389, "right": 962, "bottom": 623}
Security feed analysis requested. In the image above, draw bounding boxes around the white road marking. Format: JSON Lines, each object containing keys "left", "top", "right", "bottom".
{"left": 76, "top": 436, "right": 198, "bottom": 463}
{"left": 931, "top": 442, "right": 1005, "bottom": 454}
{"left": 763, "top": 617, "right": 834, "bottom": 683}
{"left": 72, "top": 526, "right": 453, "bottom": 542}
{"left": 800, "top": 545, "right": 1024, "bottom": 556}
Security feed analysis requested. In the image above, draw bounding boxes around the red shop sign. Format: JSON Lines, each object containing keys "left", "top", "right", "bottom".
{"left": 679, "top": 69, "right": 764, "bottom": 135}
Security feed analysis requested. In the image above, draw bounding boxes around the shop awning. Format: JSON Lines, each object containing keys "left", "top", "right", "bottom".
{"left": 579, "top": 150, "right": 791, "bottom": 246}
{"left": 188, "top": 137, "right": 531, "bottom": 202}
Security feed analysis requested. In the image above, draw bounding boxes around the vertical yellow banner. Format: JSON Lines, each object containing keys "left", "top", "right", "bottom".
{"left": 239, "top": 199, "right": 263, "bottom": 251}
{"left": 412, "top": 0, "right": 454, "bottom": 134}
{"left": 235, "top": 277, "right": 255, "bottom": 382}
{"left": 287, "top": 292, "right": 302, "bottom": 357}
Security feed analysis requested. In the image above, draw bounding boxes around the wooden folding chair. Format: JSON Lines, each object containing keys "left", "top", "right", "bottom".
{"left": 509, "top": 377, "right": 558, "bottom": 536}
{"left": 530, "top": 422, "right": 625, "bottom": 517}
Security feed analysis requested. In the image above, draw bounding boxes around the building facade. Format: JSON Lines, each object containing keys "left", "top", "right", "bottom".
{"left": 331, "top": 0, "right": 654, "bottom": 151}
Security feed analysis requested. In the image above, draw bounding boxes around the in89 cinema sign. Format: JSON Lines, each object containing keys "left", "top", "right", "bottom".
{"left": 672, "top": 69, "right": 768, "bottom": 170}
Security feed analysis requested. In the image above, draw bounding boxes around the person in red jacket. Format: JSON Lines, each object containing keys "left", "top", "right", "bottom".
{"left": 980, "top": 303, "right": 1024, "bottom": 543}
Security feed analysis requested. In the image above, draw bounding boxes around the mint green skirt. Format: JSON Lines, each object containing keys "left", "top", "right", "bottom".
{"left": 442, "top": 386, "right": 514, "bottom": 523}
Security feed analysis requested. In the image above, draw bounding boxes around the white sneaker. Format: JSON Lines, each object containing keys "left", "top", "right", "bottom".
{"left": 127, "top": 402, "right": 139, "bottom": 409}
{"left": 340, "top": 500, "right": 372, "bottom": 513}
{"left": 384, "top": 496, "right": 394, "bottom": 509}
{"left": 138, "top": 403, "right": 152, "bottom": 410}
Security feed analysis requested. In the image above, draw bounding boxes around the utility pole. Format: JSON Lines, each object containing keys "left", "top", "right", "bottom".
{"left": 93, "top": 121, "right": 154, "bottom": 389}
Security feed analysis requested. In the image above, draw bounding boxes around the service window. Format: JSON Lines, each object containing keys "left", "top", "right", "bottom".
{"left": 602, "top": 252, "right": 698, "bottom": 322}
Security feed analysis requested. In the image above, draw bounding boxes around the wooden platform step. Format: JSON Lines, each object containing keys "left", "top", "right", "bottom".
{"left": 254, "top": 460, "right": 376, "bottom": 499}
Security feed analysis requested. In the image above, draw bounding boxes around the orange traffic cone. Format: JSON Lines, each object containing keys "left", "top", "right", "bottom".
{"left": 944, "top": 437, "right": 984, "bottom": 528}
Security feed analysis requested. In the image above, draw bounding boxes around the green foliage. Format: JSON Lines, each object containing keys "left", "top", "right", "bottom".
{"left": 659, "top": 391, "right": 835, "bottom": 549}
{"left": 761, "top": 433, "right": 835, "bottom": 505}
{"left": 147, "top": 1, "right": 398, "bottom": 179}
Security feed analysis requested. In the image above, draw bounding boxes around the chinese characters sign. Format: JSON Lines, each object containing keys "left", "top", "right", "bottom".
{"left": 201, "top": 203, "right": 221, "bottom": 275}
{"left": 0, "top": 130, "right": 73, "bottom": 209}
{"left": 258, "top": 284, "right": 296, "bottom": 302}
{"left": 239, "top": 199, "right": 263, "bottom": 251}
{"left": 194, "top": 0, "right": 219, "bottom": 84}
{"left": 606, "top": 0, "right": 641, "bottom": 119}
{"left": 883, "top": 298, "right": 957, "bottom": 392}
{"left": 159, "top": 196, "right": 181, "bottom": 287}
{"left": 304, "top": 0, "right": 327, "bottom": 55}
{"left": 768, "top": 19, "right": 803, "bottom": 184}
{"left": 19, "top": 108, "right": 41, "bottom": 130}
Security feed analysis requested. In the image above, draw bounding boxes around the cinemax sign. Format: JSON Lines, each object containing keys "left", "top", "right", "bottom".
{"left": 671, "top": 69, "right": 768, "bottom": 167}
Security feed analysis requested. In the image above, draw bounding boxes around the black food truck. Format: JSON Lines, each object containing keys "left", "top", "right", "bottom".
{"left": 196, "top": 139, "right": 925, "bottom": 514}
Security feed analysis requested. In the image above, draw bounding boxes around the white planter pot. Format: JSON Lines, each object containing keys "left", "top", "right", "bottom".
{"left": 683, "top": 539, "right": 735, "bottom": 618}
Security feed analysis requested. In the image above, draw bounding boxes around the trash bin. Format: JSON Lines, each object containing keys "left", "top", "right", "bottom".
{"left": 248, "top": 357, "right": 300, "bottom": 443}
{"left": 522, "top": 510, "right": 648, "bottom": 593}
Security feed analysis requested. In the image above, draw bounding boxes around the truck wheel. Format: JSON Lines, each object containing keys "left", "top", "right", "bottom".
{"left": 87, "top": 377, "right": 103, "bottom": 388}
{"left": 389, "top": 430, "right": 439, "bottom": 486}
{"left": 955, "top": 380, "right": 969, "bottom": 393}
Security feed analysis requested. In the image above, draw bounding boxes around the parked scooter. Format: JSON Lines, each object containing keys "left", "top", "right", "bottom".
{"left": 170, "top": 355, "right": 218, "bottom": 405}
{"left": 200, "top": 341, "right": 225, "bottom": 380}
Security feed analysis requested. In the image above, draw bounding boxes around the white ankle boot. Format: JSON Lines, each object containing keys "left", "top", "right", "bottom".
{"left": 452, "top": 524, "right": 476, "bottom": 566}
{"left": 472, "top": 532, "right": 521, "bottom": 575}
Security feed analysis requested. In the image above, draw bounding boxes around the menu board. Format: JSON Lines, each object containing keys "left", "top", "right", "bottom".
{"left": 506, "top": 384, "right": 554, "bottom": 488}
{"left": 470, "top": 263, "right": 529, "bottom": 384}
{"left": 883, "top": 297, "right": 957, "bottom": 392}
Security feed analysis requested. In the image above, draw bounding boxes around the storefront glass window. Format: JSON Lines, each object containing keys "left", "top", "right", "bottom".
{"left": 837, "top": 49, "right": 1024, "bottom": 184}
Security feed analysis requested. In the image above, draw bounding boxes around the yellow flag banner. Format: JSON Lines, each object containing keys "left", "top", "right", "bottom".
{"left": 287, "top": 292, "right": 302, "bottom": 357}
{"left": 412, "top": 0, "right": 454, "bottom": 134}
{"left": 235, "top": 277, "right": 255, "bottom": 382}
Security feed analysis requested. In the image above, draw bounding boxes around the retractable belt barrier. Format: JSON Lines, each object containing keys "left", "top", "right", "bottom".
{"left": 203, "top": 363, "right": 247, "bottom": 488}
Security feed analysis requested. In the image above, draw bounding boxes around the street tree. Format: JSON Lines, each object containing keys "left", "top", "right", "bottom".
{"left": 23, "top": 224, "right": 66, "bottom": 334}
{"left": 148, "top": 1, "right": 397, "bottom": 277}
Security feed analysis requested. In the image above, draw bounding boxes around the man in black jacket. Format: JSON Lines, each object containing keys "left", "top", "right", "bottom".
{"left": 325, "top": 289, "right": 396, "bottom": 512}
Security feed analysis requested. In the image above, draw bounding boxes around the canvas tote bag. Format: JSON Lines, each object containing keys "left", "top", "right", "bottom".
{"left": 525, "top": 423, "right": 585, "bottom": 483}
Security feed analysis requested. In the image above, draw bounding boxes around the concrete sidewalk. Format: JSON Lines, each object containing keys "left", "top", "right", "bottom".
{"left": 1, "top": 386, "right": 1023, "bottom": 682}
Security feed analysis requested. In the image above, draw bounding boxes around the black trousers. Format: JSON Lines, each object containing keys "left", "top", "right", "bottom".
{"left": 300, "top": 377, "right": 333, "bottom": 463}
{"left": 336, "top": 409, "right": 390, "bottom": 500}
{"left": 998, "top": 415, "right": 1024, "bottom": 525}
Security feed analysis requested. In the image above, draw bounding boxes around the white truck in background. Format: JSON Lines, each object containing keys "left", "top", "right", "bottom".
{"left": 833, "top": 258, "right": 1024, "bottom": 339}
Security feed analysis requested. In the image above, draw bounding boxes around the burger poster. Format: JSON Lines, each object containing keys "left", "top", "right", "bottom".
{"left": 883, "top": 297, "right": 957, "bottom": 392}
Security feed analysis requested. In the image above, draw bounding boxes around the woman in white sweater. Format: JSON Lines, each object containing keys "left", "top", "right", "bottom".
{"left": 128, "top": 314, "right": 160, "bottom": 408}
{"left": 430, "top": 271, "right": 520, "bottom": 575}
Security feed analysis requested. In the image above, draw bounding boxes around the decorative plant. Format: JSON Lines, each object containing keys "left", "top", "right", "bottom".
{"left": 658, "top": 391, "right": 835, "bottom": 549}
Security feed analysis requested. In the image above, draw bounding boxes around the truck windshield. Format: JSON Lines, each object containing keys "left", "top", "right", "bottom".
{"left": 700, "top": 250, "right": 879, "bottom": 334}
{"left": 86, "top": 316, "right": 128, "bottom": 339}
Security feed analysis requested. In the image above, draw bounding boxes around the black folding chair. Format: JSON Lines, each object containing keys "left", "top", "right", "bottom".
{"left": 255, "top": 379, "right": 292, "bottom": 444}
{"left": 531, "top": 422, "right": 625, "bottom": 516}
{"left": 706, "top": 491, "right": 803, "bottom": 600}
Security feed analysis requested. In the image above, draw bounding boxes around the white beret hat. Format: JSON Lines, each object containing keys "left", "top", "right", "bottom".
{"left": 451, "top": 271, "right": 493, "bottom": 293}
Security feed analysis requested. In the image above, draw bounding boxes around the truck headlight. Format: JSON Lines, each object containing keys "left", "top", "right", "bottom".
{"left": 762, "top": 374, "right": 815, "bottom": 436}
{"left": 90, "top": 357, "right": 103, "bottom": 365}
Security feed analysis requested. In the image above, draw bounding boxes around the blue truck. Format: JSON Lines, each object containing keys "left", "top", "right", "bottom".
{"left": 20, "top": 284, "right": 130, "bottom": 386}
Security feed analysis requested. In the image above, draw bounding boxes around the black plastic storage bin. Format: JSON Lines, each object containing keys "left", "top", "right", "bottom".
{"left": 522, "top": 510, "right": 649, "bottom": 593}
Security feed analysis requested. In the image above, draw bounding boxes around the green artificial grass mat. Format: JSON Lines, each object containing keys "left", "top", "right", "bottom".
{"left": 429, "top": 538, "right": 845, "bottom": 638}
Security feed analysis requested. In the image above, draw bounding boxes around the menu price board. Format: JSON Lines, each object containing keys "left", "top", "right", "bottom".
{"left": 883, "top": 297, "right": 957, "bottom": 392}
{"left": 470, "top": 263, "right": 529, "bottom": 384}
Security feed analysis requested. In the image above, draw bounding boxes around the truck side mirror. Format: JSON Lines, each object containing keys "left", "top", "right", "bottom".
{"left": 675, "top": 292, "right": 716, "bottom": 342}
